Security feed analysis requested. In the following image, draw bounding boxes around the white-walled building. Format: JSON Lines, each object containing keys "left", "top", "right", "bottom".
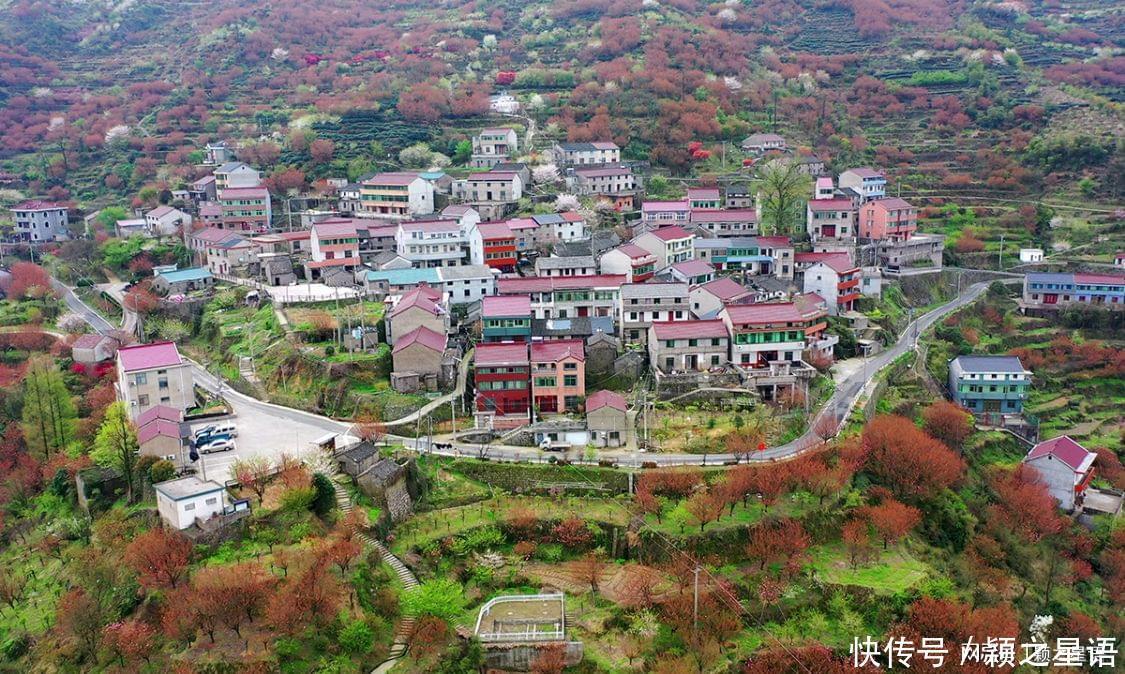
{"left": 632, "top": 226, "right": 694, "bottom": 269}
{"left": 116, "top": 342, "right": 193, "bottom": 420}
{"left": 213, "top": 162, "right": 262, "bottom": 190}
{"left": 9, "top": 201, "right": 70, "bottom": 242}
{"left": 155, "top": 477, "right": 234, "bottom": 530}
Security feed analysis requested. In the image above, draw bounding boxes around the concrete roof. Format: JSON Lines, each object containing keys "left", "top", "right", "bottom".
{"left": 154, "top": 476, "right": 225, "bottom": 501}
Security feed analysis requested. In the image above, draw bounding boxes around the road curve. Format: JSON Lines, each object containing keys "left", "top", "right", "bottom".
{"left": 53, "top": 276, "right": 997, "bottom": 468}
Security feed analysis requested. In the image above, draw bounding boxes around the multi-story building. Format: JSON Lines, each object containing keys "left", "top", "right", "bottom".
{"left": 619, "top": 282, "right": 689, "bottom": 345}
{"left": 1023, "top": 436, "right": 1097, "bottom": 512}
{"left": 397, "top": 219, "right": 467, "bottom": 267}
{"left": 497, "top": 275, "right": 626, "bottom": 320}
{"left": 455, "top": 172, "right": 523, "bottom": 222}
{"left": 720, "top": 300, "right": 827, "bottom": 368}
{"left": 757, "top": 236, "right": 796, "bottom": 280}
{"left": 471, "top": 128, "right": 519, "bottom": 168}
{"left": 741, "top": 133, "right": 787, "bottom": 154}
{"left": 802, "top": 257, "right": 862, "bottom": 316}
{"left": 838, "top": 168, "right": 886, "bottom": 203}
{"left": 876, "top": 234, "right": 945, "bottom": 273}
{"left": 360, "top": 173, "right": 434, "bottom": 219}
{"left": 949, "top": 355, "right": 1032, "bottom": 417}
{"left": 386, "top": 285, "right": 448, "bottom": 345}
{"left": 530, "top": 340, "right": 585, "bottom": 414}
{"left": 482, "top": 295, "right": 532, "bottom": 343}
{"left": 365, "top": 265, "right": 495, "bottom": 305}
{"left": 648, "top": 320, "right": 730, "bottom": 373}
{"left": 551, "top": 141, "right": 621, "bottom": 166}
{"left": 474, "top": 342, "right": 531, "bottom": 425}
{"left": 1020, "top": 272, "right": 1125, "bottom": 312}
{"left": 218, "top": 187, "right": 272, "bottom": 232}
{"left": 203, "top": 141, "right": 235, "bottom": 166}
{"left": 391, "top": 325, "right": 448, "bottom": 392}
{"left": 806, "top": 198, "right": 856, "bottom": 243}
{"left": 198, "top": 201, "right": 222, "bottom": 228}
{"left": 535, "top": 256, "right": 596, "bottom": 278}
{"left": 144, "top": 206, "right": 192, "bottom": 238}
{"left": 641, "top": 200, "right": 690, "bottom": 226}
{"left": 469, "top": 222, "right": 518, "bottom": 272}
{"left": 598, "top": 243, "right": 657, "bottom": 283}
{"left": 687, "top": 188, "right": 722, "bottom": 211}
{"left": 569, "top": 165, "right": 637, "bottom": 198}
{"left": 665, "top": 259, "right": 715, "bottom": 286}
{"left": 693, "top": 238, "right": 774, "bottom": 275}
{"left": 690, "top": 277, "right": 753, "bottom": 319}
{"left": 9, "top": 201, "right": 70, "bottom": 242}
{"left": 306, "top": 220, "right": 362, "bottom": 280}
{"left": 116, "top": 342, "right": 194, "bottom": 420}
{"left": 632, "top": 226, "right": 694, "bottom": 269}
{"left": 531, "top": 212, "right": 589, "bottom": 242}
{"left": 213, "top": 162, "right": 261, "bottom": 190}
{"left": 859, "top": 197, "right": 917, "bottom": 241}
{"left": 586, "top": 390, "right": 631, "bottom": 448}
{"left": 688, "top": 209, "right": 759, "bottom": 238}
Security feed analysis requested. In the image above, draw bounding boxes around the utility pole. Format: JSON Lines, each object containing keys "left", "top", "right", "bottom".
{"left": 998, "top": 233, "right": 1005, "bottom": 270}
{"left": 692, "top": 565, "right": 701, "bottom": 633}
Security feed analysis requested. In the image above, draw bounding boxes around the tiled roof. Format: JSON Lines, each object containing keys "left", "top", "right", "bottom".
{"left": 147, "top": 205, "right": 177, "bottom": 218}
{"left": 467, "top": 171, "right": 517, "bottom": 181}
{"left": 215, "top": 161, "right": 251, "bottom": 173}
{"left": 531, "top": 339, "right": 585, "bottom": 363}
{"left": 744, "top": 133, "right": 785, "bottom": 143}
{"left": 198, "top": 202, "right": 221, "bottom": 216}
{"left": 755, "top": 236, "right": 792, "bottom": 247}
{"left": 869, "top": 197, "right": 913, "bottom": 211}
{"left": 219, "top": 187, "right": 269, "bottom": 199}
{"left": 587, "top": 389, "right": 627, "bottom": 412}
{"left": 72, "top": 333, "right": 107, "bottom": 349}
{"left": 391, "top": 286, "right": 445, "bottom": 318}
{"left": 670, "top": 259, "right": 714, "bottom": 277}
{"left": 1074, "top": 273, "right": 1125, "bottom": 285}
{"left": 12, "top": 200, "right": 66, "bottom": 211}
{"left": 366, "top": 268, "right": 442, "bottom": 286}
{"left": 313, "top": 221, "right": 359, "bottom": 239}
{"left": 796, "top": 252, "right": 852, "bottom": 265}
{"left": 844, "top": 167, "right": 884, "bottom": 179}
{"left": 651, "top": 319, "right": 729, "bottom": 340}
{"left": 363, "top": 172, "right": 419, "bottom": 186}
{"left": 276, "top": 230, "right": 312, "bottom": 241}
{"left": 307, "top": 258, "right": 359, "bottom": 269}
{"left": 812, "top": 256, "right": 859, "bottom": 274}
{"left": 723, "top": 303, "right": 810, "bottom": 325}
{"left": 481, "top": 127, "right": 515, "bottom": 135}
{"left": 476, "top": 222, "right": 515, "bottom": 240}
{"left": 401, "top": 219, "right": 460, "bottom": 233}
{"left": 135, "top": 404, "right": 183, "bottom": 427}
{"left": 687, "top": 188, "right": 721, "bottom": 199}
{"left": 498, "top": 275, "right": 627, "bottom": 293}
{"left": 392, "top": 325, "right": 447, "bottom": 354}
{"left": 951, "top": 355, "right": 1028, "bottom": 374}
{"left": 808, "top": 198, "right": 855, "bottom": 211}
{"left": 442, "top": 205, "right": 475, "bottom": 216}
{"left": 504, "top": 217, "right": 537, "bottom": 230}
{"left": 138, "top": 418, "right": 186, "bottom": 445}
{"left": 537, "top": 255, "right": 595, "bottom": 270}
{"left": 117, "top": 341, "right": 183, "bottom": 372}
{"left": 696, "top": 277, "right": 749, "bottom": 301}
{"left": 574, "top": 166, "right": 631, "bottom": 177}
{"left": 1025, "top": 436, "right": 1095, "bottom": 473}
{"left": 621, "top": 282, "right": 688, "bottom": 299}
{"left": 591, "top": 141, "right": 618, "bottom": 150}
{"left": 642, "top": 200, "right": 689, "bottom": 213}
{"left": 192, "top": 227, "right": 241, "bottom": 244}
{"left": 689, "top": 209, "right": 757, "bottom": 223}
{"left": 646, "top": 225, "right": 692, "bottom": 241}
{"left": 560, "top": 211, "right": 585, "bottom": 222}
{"left": 613, "top": 243, "right": 655, "bottom": 259}
{"left": 475, "top": 342, "right": 529, "bottom": 367}
{"left": 482, "top": 295, "right": 531, "bottom": 317}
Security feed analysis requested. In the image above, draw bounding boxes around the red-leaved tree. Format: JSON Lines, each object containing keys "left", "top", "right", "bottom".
{"left": 124, "top": 528, "right": 193, "bottom": 589}
{"left": 862, "top": 415, "right": 965, "bottom": 501}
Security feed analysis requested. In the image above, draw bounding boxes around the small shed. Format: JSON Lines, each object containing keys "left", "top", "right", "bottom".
{"left": 336, "top": 441, "right": 382, "bottom": 478}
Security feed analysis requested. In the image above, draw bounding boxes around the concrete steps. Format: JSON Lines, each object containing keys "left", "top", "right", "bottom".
{"left": 330, "top": 475, "right": 417, "bottom": 673}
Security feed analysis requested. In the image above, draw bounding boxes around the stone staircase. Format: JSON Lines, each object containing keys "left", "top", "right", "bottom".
{"left": 331, "top": 477, "right": 420, "bottom": 671}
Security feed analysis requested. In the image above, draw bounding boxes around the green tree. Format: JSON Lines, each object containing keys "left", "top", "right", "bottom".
{"left": 311, "top": 473, "right": 336, "bottom": 517}
{"left": 754, "top": 158, "right": 812, "bottom": 235}
{"left": 337, "top": 618, "right": 374, "bottom": 654}
{"left": 91, "top": 402, "right": 140, "bottom": 503}
{"left": 21, "top": 356, "right": 77, "bottom": 460}
{"left": 101, "top": 236, "right": 145, "bottom": 269}
{"left": 401, "top": 579, "right": 467, "bottom": 622}
{"left": 346, "top": 157, "right": 375, "bottom": 182}
{"left": 95, "top": 206, "right": 129, "bottom": 231}
{"left": 453, "top": 140, "right": 472, "bottom": 164}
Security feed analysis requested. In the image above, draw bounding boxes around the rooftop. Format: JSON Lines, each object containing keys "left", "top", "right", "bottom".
{"left": 723, "top": 302, "right": 818, "bottom": 325}
{"left": 363, "top": 172, "right": 420, "bottom": 186}
{"left": 652, "top": 319, "right": 729, "bottom": 340}
{"left": 811, "top": 256, "right": 860, "bottom": 274}
{"left": 138, "top": 418, "right": 188, "bottom": 445}
{"left": 537, "top": 255, "right": 595, "bottom": 270}
{"left": 687, "top": 188, "right": 721, "bottom": 200}
{"left": 613, "top": 243, "right": 655, "bottom": 259}
{"left": 467, "top": 171, "right": 518, "bottom": 181}
{"left": 641, "top": 200, "right": 689, "bottom": 213}
{"left": 313, "top": 221, "right": 359, "bottom": 239}
{"left": 390, "top": 286, "right": 445, "bottom": 318}
{"left": 843, "top": 167, "right": 885, "bottom": 180}
{"left": 117, "top": 341, "right": 183, "bottom": 372}
{"left": 689, "top": 209, "right": 757, "bottom": 223}
{"left": 367, "top": 268, "right": 442, "bottom": 286}
{"left": 401, "top": 219, "right": 460, "bottom": 234}
{"left": 645, "top": 225, "right": 692, "bottom": 242}
{"left": 12, "top": 200, "right": 66, "bottom": 211}
{"left": 587, "top": 389, "right": 627, "bottom": 413}
{"left": 72, "top": 333, "right": 108, "bottom": 350}
{"left": 808, "top": 198, "right": 855, "bottom": 211}
{"left": 475, "top": 342, "right": 529, "bottom": 367}
{"left": 154, "top": 476, "right": 226, "bottom": 501}
{"left": 621, "top": 282, "right": 688, "bottom": 299}
{"left": 670, "top": 259, "right": 714, "bottom": 277}
{"left": 868, "top": 197, "right": 914, "bottom": 211}
{"left": 482, "top": 295, "right": 532, "bottom": 317}
{"left": 574, "top": 166, "right": 632, "bottom": 177}
{"left": 218, "top": 186, "right": 269, "bottom": 199}
{"left": 531, "top": 339, "right": 585, "bottom": 363}
{"left": 696, "top": 277, "right": 750, "bottom": 301}
{"left": 951, "top": 355, "right": 1029, "bottom": 374}
{"left": 156, "top": 267, "right": 213, "bottom": 284}
{"left": 498, "top": 275, "right": 626, "bottom": 294}
{"left": 1025, "top": 436, "right": 1096, "bottom": 473}
{"left": 476, "top": 222, "right": 514, "bottom": 240}
{"left": 392, "top": 325, "right": 447, "bottom": 354}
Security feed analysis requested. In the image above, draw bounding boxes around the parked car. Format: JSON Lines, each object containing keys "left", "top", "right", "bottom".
{"left": 193, "top": 421, "right": 236, "bottom": 439}
{"left": 198, "top": 435, "right": 235, "bottom": 454}
{"left": 539, "top": 439, "right": 569, "bottom": 452}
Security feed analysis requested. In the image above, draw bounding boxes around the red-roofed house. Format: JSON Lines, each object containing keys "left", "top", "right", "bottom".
{"left": 198, "top": 201, "right": 223, "bottom": 228}
{"left": 570, "top": 165, "right": 637, "bottom": 203}
{"left": 482, "top": 295, "right": 532, "bottom": 342}
{"left": 720, "top": 301, "right": 827, "bottom": 369}
{"left": 690, "top": 277, "right": 753, "bottom": 318}
{"left": 469, "top": 221, "right": 518, "bottom": 272}
{"left": 640, "top": 200, "right": 690, "bottom": 226}
{"left": 71, "top": 333, "right": 119, "bottom": 366}
{"left": 1023, "top": 436, "right": 1097, "bottom": 511}
{"left": 497, "top": 275, "right": 627, "bottom": 319}
{"left": 387, "top": 285, "right": 448, "bottom": 345}
{"left": 648, "top": 320, "right": 730, "bottom": 373}
{"left": 116, "top": 342, "right": 193, "bottom": 419}
{"left": 145, "top": 205, "right": 192, "bottom": 238}
{"left": 806, "top": 198, "right": 856, "bottom": 242}
{"left": 530, "top": 340, "right": 585, "bottom": 414}
{"left": 688, "top": 209, "right": 759, "bottom": 238}
{"left": 586, "top": 390, "right": 631, "bottom": 448}
{"left": 859, "top": 197, "right": 917, "bottom": 241}
{"left": 666, "top": 259, "right": 716, "bottom": 285}
{"left": 218, "top": 187, "right": 272, "bottom": 232}
{"left": 306, "top": 219, "right": 361, "bottom": 280}
{"left": 391, "top": 326, "right": 448, "bottom": 392}
{"left": 633, "top": 226, "right": 694, "bottom": 269}
{"left": 803, "top": 256, "right": 862, "bottom": 315}
{"left": 360, "top": 173, "right": 433, "bottom": 219}
{"left": 599, "top": 243, "right": 658, "bottom": 283}
{"left": 471, "top": 128, "right": 519, "bottom": 168}
{"left": 475, "top": 342, "right": 531, "bottom": 425}
{"left": 687, "top": 188, "right": 721, "bottom": 211}
{"left": 138, "top": 415, "right": 191, "bottom": 467}
{"left": 455, "top": 172, "right": 523, "bottom": 221}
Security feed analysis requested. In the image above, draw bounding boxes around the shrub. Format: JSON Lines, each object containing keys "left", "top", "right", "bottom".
{"left": 150, "top": 460, "right": 176, "bottom": 483}
{"left": 337, "top": 618, "right": 374, "bottom": 655}
{"left": 311, "top": 473, "right": 336, "bottom": 517}
{"left": 280, "top": 487, "right": 316, "bottom": 512}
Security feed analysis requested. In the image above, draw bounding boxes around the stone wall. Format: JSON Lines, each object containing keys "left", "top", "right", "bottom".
{"left": 483, "top": 642, "right": 583, "bottom": 671}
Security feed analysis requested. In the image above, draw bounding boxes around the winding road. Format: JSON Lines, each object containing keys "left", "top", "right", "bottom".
{"left": 53, "top": 275, "right": 1000, "bottom": 470}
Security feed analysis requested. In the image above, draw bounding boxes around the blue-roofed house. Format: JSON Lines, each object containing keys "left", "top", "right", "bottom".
{"left": 365, "top": 264, "right": 496, "bottom": 305}
{"left": 948, "top": 355, "right": 1032, "bottom": 417}
{"left": 365, "top": 267, "right": 441, "bottom": 295}
{"left": 1021, "top": 271, "right": 1125, "bottom": 313}
{"left": 152, "top": 267, "right": 215, "bottom": 295}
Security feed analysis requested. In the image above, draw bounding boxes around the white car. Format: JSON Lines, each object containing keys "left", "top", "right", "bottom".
{"left": 198, "top": 437, "right": 236, "bottom": 454}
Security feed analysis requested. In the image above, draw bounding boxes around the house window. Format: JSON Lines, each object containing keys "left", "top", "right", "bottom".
{"left": 205, "top": 497, "right": 218, "bottom": 506}
{"left": 134, "top": 373, "right": 148, "bottom": 385}
{"left": 138, "top": 394, "right": 149, "bottom": 406}
{"left": 184, "top": 503, "right": 196, "bottom": 511}
{"left": 159, "top": 378, "right": 169, "bottom": 390}
{"left": 564, "top": 375, "right": 578, "bottom": 387}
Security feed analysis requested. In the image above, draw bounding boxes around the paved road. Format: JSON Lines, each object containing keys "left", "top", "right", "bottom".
{"left": 54, "top": 276, "right": 1001, "bottom": 471}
